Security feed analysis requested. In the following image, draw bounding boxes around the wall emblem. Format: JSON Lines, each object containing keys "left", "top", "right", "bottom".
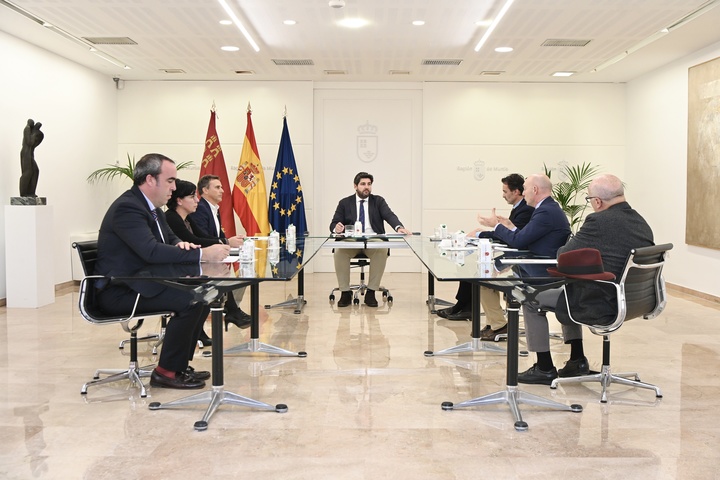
{"left": 357, "top": 122, "right": 378, "bottom": 163}
{"left": 474, "top": 159, "right": 486, "bottom": 181}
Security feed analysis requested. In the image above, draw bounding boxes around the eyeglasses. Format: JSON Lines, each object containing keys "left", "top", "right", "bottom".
{"left": 585, "top": 196, "right": 599, "bottom": 203}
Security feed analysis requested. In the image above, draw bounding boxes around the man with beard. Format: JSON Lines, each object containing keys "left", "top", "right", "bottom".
{"left": 329, "top": 172, "right": 412, "bottom": 307}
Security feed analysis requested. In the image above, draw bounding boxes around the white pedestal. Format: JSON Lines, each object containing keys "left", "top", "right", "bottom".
{"left": 5, "top": 205, "right": 54, "bottom": 308}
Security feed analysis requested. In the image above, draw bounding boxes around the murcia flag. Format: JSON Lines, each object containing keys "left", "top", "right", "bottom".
{"left": 199, "top": 108, "right": 236, "bottom": 237}
{"left": 232, "top": 105, "right": 270, "bottom": 236}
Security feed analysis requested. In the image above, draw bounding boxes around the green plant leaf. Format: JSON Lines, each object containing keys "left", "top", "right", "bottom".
{"left": 547, "top": 161, "right": 600, "bottom": 233}
{"left": 87, "top": 154, "right": 194, "bottom": 184}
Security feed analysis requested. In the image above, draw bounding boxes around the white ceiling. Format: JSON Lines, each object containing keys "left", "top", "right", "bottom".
{"left": 3, "top": 0, "right": 720, "bottom": 83}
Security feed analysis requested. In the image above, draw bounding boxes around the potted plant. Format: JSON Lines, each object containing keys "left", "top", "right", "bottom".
{"left": 87, "top": 153, "right": 193, "bottom": 183}
{"left": 544, "top": 162, "right": 600, "bottom": 233}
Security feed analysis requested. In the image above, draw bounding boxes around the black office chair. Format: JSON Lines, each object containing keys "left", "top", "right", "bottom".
{"left": 329, "top": 252, "right": 392, "bottom": 305}
{"left": 73, "top": 241, "right": 174, "bottom": 397}
{"left": 549, "top": 243, "right": 673, "bottom": 403}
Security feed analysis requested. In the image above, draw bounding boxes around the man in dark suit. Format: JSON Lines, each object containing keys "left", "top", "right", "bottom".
{"left": 514, "top": 174, "right": 654, "bottom": 385}
{"left": 191, "top": 174, "right": 250, "bottom": 329}
{"left": 438, "top": 174, "right": 534, "bottom": 341}
{"left": 329, "top": 172, "right": 412, "bottom": 307}
{"left": 95, "top": 153, "right": 230, "bottom": 389}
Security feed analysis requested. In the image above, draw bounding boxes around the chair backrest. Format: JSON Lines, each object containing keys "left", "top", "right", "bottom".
{"left": 73, "top": 240, "right": 172, "bottom": 328}
{"left": 73, "top": 240, "right": 98, "bottom": 276}
{"left": 618, "top": 243, "right": 673, "bottom": 322}
{"left": 561, "top": 243, "right": 673, "bottom": 335}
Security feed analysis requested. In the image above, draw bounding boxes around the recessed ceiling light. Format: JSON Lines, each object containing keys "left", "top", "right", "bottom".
{"left": 283, "top": 20, "right": 297, "bottom": 25}
{"left": 552, "top": 71, "right": 575, "bottom": 77}
{"left": 219, "top": 20, "right": 232, "bottom": 25}
{"left": 412, "top": 20, "right": 425, "bottom": 26}
{"left": 495, "top": 47, "right": 513, "bottom": 53}
{"left": 338, "top": 18, "right": 369, "bottom": 28}
{"left": 221, "top": 46, "right": 240, "bottom": 52}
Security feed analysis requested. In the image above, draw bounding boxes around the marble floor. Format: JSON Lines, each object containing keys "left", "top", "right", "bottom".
{"left": 1, "top": 273, "right": 719, "bottom": 480}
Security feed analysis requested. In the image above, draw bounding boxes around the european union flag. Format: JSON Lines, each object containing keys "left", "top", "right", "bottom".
{"left": 269, "top": 116, "right": 307, "bottom": 237}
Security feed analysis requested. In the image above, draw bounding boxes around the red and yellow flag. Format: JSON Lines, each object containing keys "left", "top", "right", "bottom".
{"left": 232, "top": 106, "right": 270, "bottom": 236}
{"left": 199, "top": 109, "right": 236, "bottom": 238}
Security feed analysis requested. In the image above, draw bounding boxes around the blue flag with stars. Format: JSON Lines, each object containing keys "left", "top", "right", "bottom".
{"left": 269, "top": 116, "right": 307, "bottom": 236}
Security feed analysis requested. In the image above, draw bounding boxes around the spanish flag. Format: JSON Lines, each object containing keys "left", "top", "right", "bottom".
{"left": 199, "top": 108, "right": 236, "bottom": 238}
{"left": 232, "top": 105, "right": 271, "bottom": 236}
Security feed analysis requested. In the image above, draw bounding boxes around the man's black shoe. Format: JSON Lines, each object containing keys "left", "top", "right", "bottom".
{"left": 185, "top": 366, "right": 210, "bottom": 381}
{"left": 150, "top": 370, "right": 205, "bottom": 389}
{"left": 436, "top": 307, "right": 454, "bottom": 318}
{"left": 558, "top": 356, "right": 590, "bottom": 378}
{"left": 337, "top": 291, "right": 353, "bottom": 307}
{"left": 364, "top": 289, "right": 378, "bottom": 307}
{"left": 445, "top": 309, "right": 471, "bottom": 321}
{"left": 517, "top": 364, "right": 558, "bottom": 385}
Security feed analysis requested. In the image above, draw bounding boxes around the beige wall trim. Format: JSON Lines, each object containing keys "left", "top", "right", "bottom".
{"left": 667, "top": 282, "right": 720, "bottom": 306}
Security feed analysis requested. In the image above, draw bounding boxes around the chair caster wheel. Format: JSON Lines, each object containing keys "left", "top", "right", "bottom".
{"left": 329, "top": 294, "right": 335, "bottom": 301}
{"left": 387, "top": 296, "right": 393, "bottom": 303}
{"left": 441, "top": 401, "right": 454, "bottom": 411}
{"left": 353, "top": 298, "right": 360, "bottom": 305}
{"left": 514, "top": 421, "right": 528, "bottom": 431}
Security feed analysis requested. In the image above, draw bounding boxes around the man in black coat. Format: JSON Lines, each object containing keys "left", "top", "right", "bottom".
{"left": 516, "top": 174, "right": 654, "bottom": 385}
{"left": 438, "top": 174, "right": 534, "bottom": 342}
{"left": 95, "top": 153, "right": 230, "bottom": 389}
{"left": 329, "top": 172, "right": 412, "bottom": 307}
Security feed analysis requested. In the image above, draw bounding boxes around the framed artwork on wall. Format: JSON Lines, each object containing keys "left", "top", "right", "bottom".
{"left": 687, "top": 56, "right": 720, "bottom": 250}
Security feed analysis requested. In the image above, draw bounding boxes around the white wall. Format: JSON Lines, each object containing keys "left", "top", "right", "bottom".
{"left": 423, "top": 82, "right": 626, "bottom": 231}
{"left": 313, "top": 85, "right": 424, "bottom": 272}
{"left": 627, "top": 40, "right": 720, "bottom": 299}
{"left": 0, "top": 32, "right": 117, "bottom": 300}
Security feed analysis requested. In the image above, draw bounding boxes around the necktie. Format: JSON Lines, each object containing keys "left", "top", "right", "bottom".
{"left": 359, "top": 200, "right": 366, "bottom": 232}
{"left": 151, "top": 209, "right": 165, "bottom": 243}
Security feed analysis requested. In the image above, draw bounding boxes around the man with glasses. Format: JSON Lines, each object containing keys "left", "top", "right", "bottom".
{"left": 514, "top": 174, "right": 654, "bottom": 385}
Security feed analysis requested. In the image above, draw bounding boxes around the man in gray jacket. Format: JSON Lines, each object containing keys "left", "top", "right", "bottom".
{"left": 517, "top": 174, "right": 655, "bottom": 385}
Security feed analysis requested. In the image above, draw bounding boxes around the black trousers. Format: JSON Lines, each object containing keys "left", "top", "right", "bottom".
{"left": 97, "top": 284, "right": 209, "bottom": 373}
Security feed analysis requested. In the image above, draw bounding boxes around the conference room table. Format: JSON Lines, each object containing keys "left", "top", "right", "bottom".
{"left": 403, "top": 236, "right": 582, "bottom": 431}
{"left": 114, "top": 235, "right": 327, "bottom": 431}
{"left": 219, "top": 235, "right": 328, "bottom": 358}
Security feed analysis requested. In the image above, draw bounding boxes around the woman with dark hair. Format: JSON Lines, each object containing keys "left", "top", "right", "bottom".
{"left": 166, "top": 179, "right": 226, "bottom": 248}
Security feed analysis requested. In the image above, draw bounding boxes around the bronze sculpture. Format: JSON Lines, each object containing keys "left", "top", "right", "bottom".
{"left": 19, "top": 119, "right": 44, "bottom": 197}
